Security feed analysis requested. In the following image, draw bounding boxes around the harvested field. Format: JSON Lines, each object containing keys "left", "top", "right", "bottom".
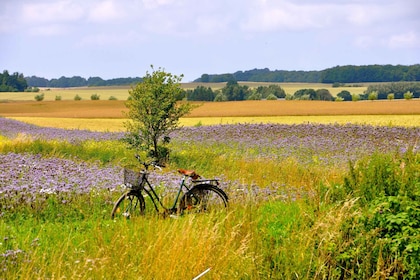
{"left": 0, "top": 99, "right": 419, "bottom": 118}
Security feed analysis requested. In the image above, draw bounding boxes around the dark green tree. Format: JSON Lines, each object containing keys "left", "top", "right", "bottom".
{"left": 0, "top": 70, "right": 28, "bottom": 92}
{"left": 293, "top": 89, "right": 317, "bottom": 100}
{"left": 337, "top": 90, "right": 352, "bottom": 101}
{"left": 222, "top": 80, "right": 251, "bottom": 101}
{"left": 123, "top": 66, "right": 193, "bottom": 163}
{"left": 187, "top": 86, "right": 215, "bottom": 101}
{"left": 316, "top": 89, "right": 333, "bottom": 101}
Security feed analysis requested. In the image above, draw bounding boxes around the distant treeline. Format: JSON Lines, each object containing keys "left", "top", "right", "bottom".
{"left": 183, "top": 81, "right": 420, "bottom": 102}
{"left": 194, "top": 64, "right": 420, "bottom": 83}
{"left": 25, "top": 76, "right": 142, "bottom": 88}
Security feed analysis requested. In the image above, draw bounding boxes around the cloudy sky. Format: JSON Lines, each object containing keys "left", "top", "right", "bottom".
{"left": 1, "top": 0, "right": 419, "bottom": 81}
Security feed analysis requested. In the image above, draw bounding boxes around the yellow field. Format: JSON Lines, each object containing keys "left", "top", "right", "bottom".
{"left": 7, "top": 115, "right": 420, "bottom": 132}
{"left": 0, "top": 82, "right": 367, "bottom": 101}
{"left": 1, "top": 97, "right": 419, "bottom": 131}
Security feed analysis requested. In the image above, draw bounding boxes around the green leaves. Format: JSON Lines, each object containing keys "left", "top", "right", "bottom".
{"left": 123, "top": 66, "right": 193, "bottom": 163}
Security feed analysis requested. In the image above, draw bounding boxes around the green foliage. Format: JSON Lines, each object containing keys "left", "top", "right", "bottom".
{"left": 404, "top": 91, "right": 414, "bottom": 100}
{"left": 27, "top": 75, "right": 142, "bottom": 88}
{"left": 368, "top": 91, "right": 378, "bottom": 100}
{"left": 388, "top": 93, "right": 395, "bottom": 100}
{"left": 352, "top": 93, "right": 360, "bottom": 101}
{"left": 195, "top": 65, "right": 420, "bottom": 83}
{"left": 0, "top": 70, "right": 28, "bottom": 92}
{"left": 321, "top": 65, "right": 420, "bottom": 83}
{"left": 254, "top": 84, "right": 286, "bottom": 99}
{"left": 324, "top": 151, "right": 420, "bottom": 279}
{"left": 257, "top": 201, "right": 314, "bottom": 277}
{"left": 90, "top": 93, "right": 100, "bottom": 100}
{"left": 124, "top": 66, "right": 193, "bottom": 164}
{"left": 185, "top": 86, "right": 215, "bottom": 101}
{"left": 74, "top": 94, "right": 82, "bottom": 101}
{"left": 316, "top": 88, "right": 334, "bottom": 101}
{"left": 55, "top": 95, "right": 62, "bottom": 101}
{"left": 108, "top": 96, "right": 118, "bottom": 100}
{"left": 293, "top": 88, "right": 317, "bottom": 100}
{"left": 365, "top": 82, "right": 420, "bottom": 99}
{"left": 266, "top": 93, "right": 277, "bottom": 100}
{"left": 34, "top": 93, "right": 44, "bottom": 101}
{"left": 213, "top": 92, "right": 228, "bottom": 101}
{"left": 337, "top": 90, "right": 352, "bottom": 101}
{"left": 221, "top": 80, "right": 251, "bottom": 101}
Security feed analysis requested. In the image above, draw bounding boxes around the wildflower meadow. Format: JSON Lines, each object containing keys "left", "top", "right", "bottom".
{"left": 1, "top": 117, "right": 419, "bottom": 279}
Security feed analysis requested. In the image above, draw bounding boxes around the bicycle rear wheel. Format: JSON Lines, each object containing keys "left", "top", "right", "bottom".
{"left": 179, "top": 184, "right": 228, "bottom": 214}
{"left": 111, "top": 191, "right": 145, "bottom": 219}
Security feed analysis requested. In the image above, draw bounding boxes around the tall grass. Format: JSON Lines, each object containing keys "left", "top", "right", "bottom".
{"left": 1, "top": 123, "right": 419, "bottom": 278}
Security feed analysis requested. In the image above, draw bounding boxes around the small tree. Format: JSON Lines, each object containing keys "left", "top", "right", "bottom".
{"left": 123, "top": 66, "right": 193, "bottom": 163}
{"left": 337, "top": 90, "right": 352, "bottom": 101}
{"left": 352, "top": 94, "right": 360, "bottom": 101}
{"left": 91, "top": 93, "right": 100, "bottom": 100}
{"left": 404, "top": 91, "right": 413, "bottom": 100}
{"left": 368, "top": 91, "right": 378, "bottom": 101}
{"left": 34, "top": 93, "right": 44, "bottom": 101}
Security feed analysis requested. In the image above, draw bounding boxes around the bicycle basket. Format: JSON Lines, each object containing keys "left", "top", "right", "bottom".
{"left": 124, "top": 168, "right": 142, "bottom": 188}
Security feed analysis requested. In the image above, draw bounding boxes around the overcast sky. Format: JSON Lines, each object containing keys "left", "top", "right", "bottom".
{"left": 1, "top": 0, "right": 419, "bottom": 82}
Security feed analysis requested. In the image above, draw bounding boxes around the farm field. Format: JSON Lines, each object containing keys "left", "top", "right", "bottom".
{"left": 6, "top": 115, "right": 420, "bottom": 131}
{"left": 1, "top": 98, "right": 419, "bottom": 129}
{"left": 1, "top": 94, "right": 420, "bottom": 278}
{"left": 1, "top": 99, "right": 420, "bottom": 118}
{"left": 0, "top": 82, "right": 367, "bottom": 101}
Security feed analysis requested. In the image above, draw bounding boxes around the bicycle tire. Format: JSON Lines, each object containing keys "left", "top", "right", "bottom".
{"left": 111, "top": 190, "right": 145, "bottom": 219}
{"left": 179, "top": 184, "right": 228, "bottom": 214}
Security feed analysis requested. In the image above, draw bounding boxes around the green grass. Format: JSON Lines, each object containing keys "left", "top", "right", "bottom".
{"left": 1, "top": 131, "right": 419, "bottom": 278}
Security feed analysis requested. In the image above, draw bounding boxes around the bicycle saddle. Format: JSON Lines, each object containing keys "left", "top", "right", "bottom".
{"left": 178, "top": 169, "right": 201, "bottom": 180}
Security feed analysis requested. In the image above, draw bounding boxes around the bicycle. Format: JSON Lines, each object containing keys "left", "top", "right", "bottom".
{"left": 111, "top": 155, "right": 229, "bottom": 219}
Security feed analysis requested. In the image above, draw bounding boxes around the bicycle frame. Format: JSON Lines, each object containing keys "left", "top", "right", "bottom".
{"left": 138, "top": 170, "right": 192, "bottom": 214}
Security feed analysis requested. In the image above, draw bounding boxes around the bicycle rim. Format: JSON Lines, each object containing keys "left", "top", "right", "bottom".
{"left": 179, "top": 184, "right": 228, "bottom": 214}
{"left": 111, "top": 191, "right": 145, "bottom": 219}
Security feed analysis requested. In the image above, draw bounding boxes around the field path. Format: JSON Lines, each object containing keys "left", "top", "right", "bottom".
{"left": 1, "top": 100, "right": 420, "bottom": 118}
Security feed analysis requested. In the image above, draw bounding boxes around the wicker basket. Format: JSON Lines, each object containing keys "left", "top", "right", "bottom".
{"left": 124, "top": 168, "right": 142, "bottom": 188}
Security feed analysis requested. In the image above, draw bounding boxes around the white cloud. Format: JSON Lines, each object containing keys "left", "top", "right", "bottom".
{"left": 76, "top": 30, "right": 143, "bottom": 47}
{"left": 388, "top": 31, "right": 420, "bottom": 49}
{"left": 22, "top": 1, "right": 84, "bottom": 23}
{"left": 141, "top": 0, "right": 176, "bottom": 10}
{"left": 88, "top": 0, "right": 125, "bottom": 22}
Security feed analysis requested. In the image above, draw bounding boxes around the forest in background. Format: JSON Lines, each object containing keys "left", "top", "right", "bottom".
{"left": 1, "top": 64, "right": 420, "bottom": 92}
{"left": 195, "top": 64, "right": 420, "bottom": 83}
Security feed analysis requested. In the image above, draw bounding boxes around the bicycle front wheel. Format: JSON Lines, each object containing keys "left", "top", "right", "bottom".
{"left": 111, "top": 191, "right": 145, "bottom": 219}
{"left": 179, "top": 184, "right": 228, "bottom": 214}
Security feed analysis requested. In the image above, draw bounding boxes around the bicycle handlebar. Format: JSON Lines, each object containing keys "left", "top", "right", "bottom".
{"left": 135, "top": 154, "right": 163, "bottom": 171}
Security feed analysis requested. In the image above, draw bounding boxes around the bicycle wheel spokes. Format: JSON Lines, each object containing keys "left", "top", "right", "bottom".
{"left": 180, "top": 184, "right": 228, "bottom": 214}
{"left": 111, "top": 192, "right": 145, "bottom": 219}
